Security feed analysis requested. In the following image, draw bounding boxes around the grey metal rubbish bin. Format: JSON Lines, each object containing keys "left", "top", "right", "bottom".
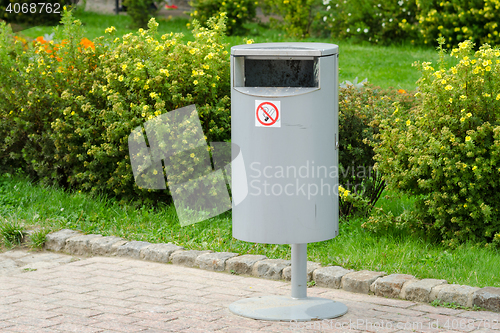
{"left": 231, "top": 43, "right": 340, "bottom": 245}
{"left": 229, "top": 43, "right": 347, "bottom": 322}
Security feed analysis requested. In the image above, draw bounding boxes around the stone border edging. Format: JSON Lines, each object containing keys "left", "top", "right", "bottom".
{"left": 42, "top": 229, "right": 500, "bottom": 312}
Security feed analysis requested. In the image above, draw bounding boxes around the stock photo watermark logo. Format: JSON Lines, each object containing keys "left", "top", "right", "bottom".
{"left": 128, "top": 105, "right": 248, "bottom": 226}
{"left": 248, "top": 162, "right": 376, "bottom": 200}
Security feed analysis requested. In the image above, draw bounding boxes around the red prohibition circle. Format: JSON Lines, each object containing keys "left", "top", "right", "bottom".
{"left": 256, "top": 102, "right": 279, "bottom": 126}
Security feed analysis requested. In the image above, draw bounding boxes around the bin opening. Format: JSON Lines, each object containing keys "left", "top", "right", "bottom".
{"left": 244, "top": 58, "right": 318, "bottom": 88}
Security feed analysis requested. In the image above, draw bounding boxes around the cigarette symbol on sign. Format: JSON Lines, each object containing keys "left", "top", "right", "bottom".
{"left": 256, "top": 102, "right": 279, "bottom": 126}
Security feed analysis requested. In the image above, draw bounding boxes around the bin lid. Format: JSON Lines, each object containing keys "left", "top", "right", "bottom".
{"left": 231, "top": 42, "right": 339, "bottom": 57}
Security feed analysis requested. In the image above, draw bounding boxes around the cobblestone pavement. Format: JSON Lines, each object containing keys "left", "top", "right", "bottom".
{"left": 0, "top": 248, "right": 499, "bottom": 332}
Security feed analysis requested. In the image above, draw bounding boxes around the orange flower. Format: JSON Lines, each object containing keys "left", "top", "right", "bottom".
{"left": 398, "top": 89, "right": 406, "bottom": 94}
{"left": 33, "top": 36, "right": 48, "bottom": 44}
{"left": 80, "top": 37, "right": 95, "bottom": 50}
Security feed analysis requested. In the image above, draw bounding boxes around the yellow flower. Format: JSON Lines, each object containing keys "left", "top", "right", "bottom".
{"left": 71, "top": 111, "right": 75, "bottom": 115}
{"left": 406, "top": 120, "right": 411, "bottom": 126}
{"left": 189, "top": 49, "right": 196, "bottom": 55}
{"left": 441, "top": 79, "right": 447, "bottom": 84}
{"left": 486, "top": 66, "right": 491, "bottom": 71}
{"left": 192, "top": 70, "right": 197, "bottom": 76}
{"left": 246, "top": 39, "right": 254, "bottom": 44}
{"left": 190, "top": 153, "right": 195, "bottom": 158}
{"left": 460, "top": 117, "right": 465, "bottom": 122}
{"left": 460, "top": 95, "right": 466, "bottom": 100}
{"left": 483, "top": 93, "right": 491, "bottom": 97}
{"left": 144, "top": 84, "right": 149, "bottom": 90}
{"left": 496, "top": 93, "right": 500, "bottom": 100}
{"left": 465, "top": 136, "right": 471, "bottom": 142}
{"left": 122, "top": 64, "right": 127, "bottom": 70}
{"left": 150, "top": 92, "right": 158, "bottom": 98}
{"left": 203, "top": 64, "right": 209, "bottom": 70}
{"left": 471, "top": 60, "right": 476, "bottom": 64}
{"left": 143, "top": 105, "right": 149, "bottom": 111}
{"left": 118, "top": 75, "right": 124, "bottom": 82}
{"left": 472, "top": 166, "right": 477, "bottom": 170}
{"left": 445, "top": 85, "right": 453, "bottom": 90}
{"left": 464, "top": 204, "right": 467, "bottom": 208}
{"left": 466, "top": 112, "right": 472, "bottom": 117}
{"left": 212, "top": 83, "right": 216, "bottom": 87}
{"left": 451, "top": 67, "right": 457, "bottom": 74}
{"left": 105, "top": 26, "right": 116, "bottom": 34}
{"left": 449, "top": 98, "right": 453, "bottom": 103}
{"left": 216, "top": 75, "right": 220, "bottom": 80}
{"left": 395, "top": 118, "right": 400, "bottom": 122}
{"left": 193, "top": 80, "right": 199, "bottom": 85}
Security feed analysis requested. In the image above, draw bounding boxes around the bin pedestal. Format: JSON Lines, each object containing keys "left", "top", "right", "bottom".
{"left": 229, "top": 244, "right": 347, "bottom": 321}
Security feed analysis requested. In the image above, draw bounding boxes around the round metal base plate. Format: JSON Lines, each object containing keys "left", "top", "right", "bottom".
{"left": 229, "top": 295, "right": 348, "bottom": 322}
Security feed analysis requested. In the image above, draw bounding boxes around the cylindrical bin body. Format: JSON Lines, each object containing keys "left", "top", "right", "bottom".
{"left": 231, "top": 43, "right": 339, "bottom": 244}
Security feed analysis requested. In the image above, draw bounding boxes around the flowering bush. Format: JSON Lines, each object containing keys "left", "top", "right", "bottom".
{"left": 319, "top": 0, "right": 418, "bottom": 44}
{"left": 262, "top": 0, "right": 321, "bottom": 38}
{"left": 189, "top": 0, "right": 257, "bottom": 35}
{"left": 338, "top": 84, "right": 419, "bottom": 217}
{"left": 367, "top": 39, "right": 500, "bottom": 247}
{"left": 0, "top": 8, "right": 231, "bottom": 205}
{"left": 402, "top": 0, "right": 500, "bottom": 47}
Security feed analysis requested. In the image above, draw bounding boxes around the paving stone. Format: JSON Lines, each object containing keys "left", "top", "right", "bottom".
{"left": 89, "top": 236, "right": 127, "bottom": 256}
{"left": 429, "top": 284, "right": 480, "bottom": 308}
{"left": 115, "top": 241, "right": 152, "bottom": 259}
{"left": 0, "top": 259, "right": 18, "bottom": 269}
{"left": 341, "top": 270, "right": 386, "bottom": 294}
{"left": 139, "top": 243, "right": 184, "bottom": 263}
{"left": 20, "top": 261, "right": 61, "bottom": 271}
{"left": 195, "top": 252, "right": 239, "bottom": 271}
{"left": 473, "top": 287, "right": 500, "bottom": 312}
{"left": 313, "top": 266, "right": 353, "bottom": 289}
{"left": 251, "top": 259, "right": 291, "bottom": 280}
{"left": 0, "top": 250, "right": 29, "bottom": 259}
{"left": 170, "top": 250, "right": 213, "bottom": 267}
{"left": 16, "top": 253, "right": 64, "bottom": 264}
{"left": 370, "top": 274, "right": 415, "bottom": 298}
{"left": 225, "top": 254, "right": 268, "bottom": 275}
{"left": 282, "top": 261, "right": 321, "bottom": 282}
{"left": 402, "top": 278, "right": 447, "bottom": 303}
{"left": 44, "top": 229, "right": 82, "bottom": 252}
{"left": 64, "top": 234, "right": 103, "bottom": 256}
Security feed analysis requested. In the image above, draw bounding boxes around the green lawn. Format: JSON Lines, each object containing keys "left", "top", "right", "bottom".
{"left": 1, "top": 171, "right": 499, "bottom": 288}
{"left": 14, "top": 10, "right": 441, "bottom": 91}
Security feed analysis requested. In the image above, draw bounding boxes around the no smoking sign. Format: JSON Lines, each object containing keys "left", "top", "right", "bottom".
{"left": 255, "top": 100, "right": 281, "bottom": 128}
